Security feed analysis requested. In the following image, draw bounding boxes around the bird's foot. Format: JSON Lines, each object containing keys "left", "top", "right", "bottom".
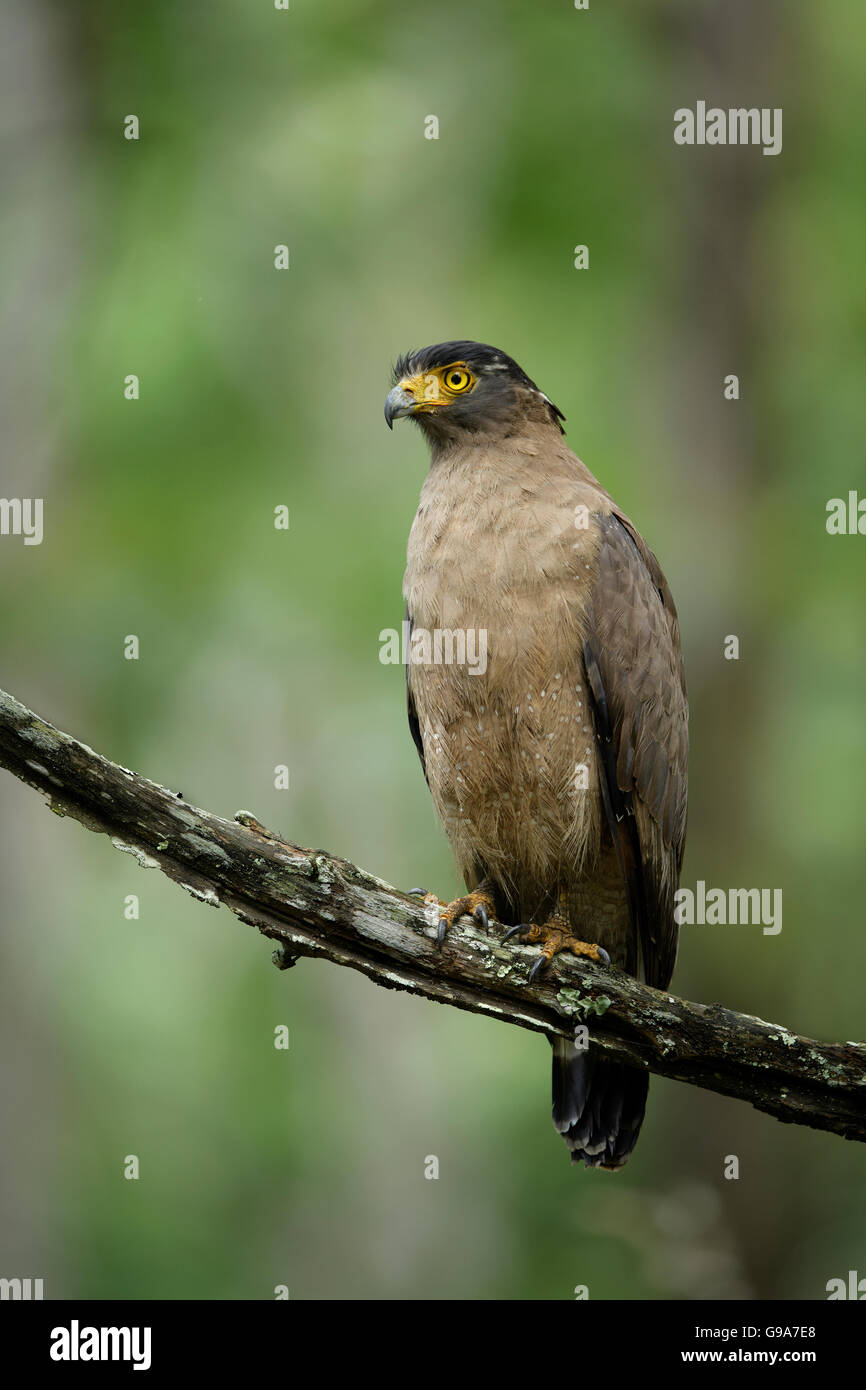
{"left": 428, "top": 886, "right": 497, "bottom": 947}
{"left": 502, "top": 913, "right": 610, "bottom": 983}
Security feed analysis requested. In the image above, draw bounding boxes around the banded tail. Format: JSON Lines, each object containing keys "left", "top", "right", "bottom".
{"left": 552, "top": 1037, "right": 649, "bottom": 1170}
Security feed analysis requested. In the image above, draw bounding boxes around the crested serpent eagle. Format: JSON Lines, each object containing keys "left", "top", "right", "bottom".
{"left": 385, "top": 341, "right": 688, "bottom": 1169}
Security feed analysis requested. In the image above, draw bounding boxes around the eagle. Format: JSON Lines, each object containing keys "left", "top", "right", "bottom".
{"left": 385, "top": 341, "right": 688, "bottom": 1169}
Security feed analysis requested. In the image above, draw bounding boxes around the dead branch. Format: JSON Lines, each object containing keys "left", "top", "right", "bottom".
{"left": 0, "top": 687, "right": 863, "bottom": 1141}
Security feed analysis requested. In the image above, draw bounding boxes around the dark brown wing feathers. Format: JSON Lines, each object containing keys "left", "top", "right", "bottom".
{"left": 585, "top": 512, "right": 688, "bottom": 987}
{"left": 404, "top": 604, "right": 428, "bottom": 785}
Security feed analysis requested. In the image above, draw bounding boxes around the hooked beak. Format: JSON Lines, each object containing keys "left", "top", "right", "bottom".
{"left": 384, "top": 383, "right": 417, "bottom": 429}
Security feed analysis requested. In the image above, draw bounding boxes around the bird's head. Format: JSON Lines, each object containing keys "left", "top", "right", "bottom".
{"left": 384, "top": 340, "right": 565, "bottom": 444}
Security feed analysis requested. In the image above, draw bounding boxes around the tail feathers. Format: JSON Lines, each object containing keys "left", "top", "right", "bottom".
{"left": 552, "top": 1038, "right": 649, "bottom": 1170}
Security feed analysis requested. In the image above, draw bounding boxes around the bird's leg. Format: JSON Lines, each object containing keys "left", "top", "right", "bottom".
{"left": 503, "top": 890, "right": 610, "bottom": 982}
{"left": 427, "top": 880, "right": 498, "bottom": 947}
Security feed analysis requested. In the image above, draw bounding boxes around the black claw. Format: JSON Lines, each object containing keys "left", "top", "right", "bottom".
{"left": 597, "top": 946, "right": 611, "bottom": 965}
{"left": 437, "top": 916, "right": 449, "bottom": 946}
{"left": 473, "top": 902, "right": 489, "bottom": 931}
{"left": 406, "top": 887, "right": 428, "bottom": 896}
{"left": 528, "top": 954, "right": 548, "bottom": 982}
{"left": 502, "top": 923, "right": 528, "bottom": 943}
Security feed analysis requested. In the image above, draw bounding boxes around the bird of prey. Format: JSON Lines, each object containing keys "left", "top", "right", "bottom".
{"left": 385, "top": 341, "right": 688, "bottom": 1169}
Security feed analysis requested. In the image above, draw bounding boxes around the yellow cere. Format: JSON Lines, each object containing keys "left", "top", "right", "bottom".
{"left": 398, "top": 363, "right": 476, "bottom": 408}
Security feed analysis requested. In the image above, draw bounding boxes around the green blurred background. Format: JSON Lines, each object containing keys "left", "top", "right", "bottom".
{"left": 1, "top": 0, "right": 864, "bottom": 1300}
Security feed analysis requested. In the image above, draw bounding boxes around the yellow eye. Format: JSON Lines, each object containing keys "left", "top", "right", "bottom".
{"left": 442, "top": 365, "right": 473, "bottom": 393}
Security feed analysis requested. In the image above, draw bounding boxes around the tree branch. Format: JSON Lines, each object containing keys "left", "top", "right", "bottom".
{"left": 0, "top": 687, "right": 863, "bottom": 1142}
